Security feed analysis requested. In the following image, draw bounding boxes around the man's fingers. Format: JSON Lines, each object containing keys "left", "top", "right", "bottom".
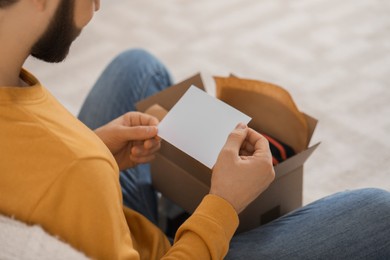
{"left": 119, "top": 125, "right": 158, "bottom": 141}
{"left": 240, "top": 140, "right": 255, "bottom": 154}
{"left": 124, "top": 112, "right": 159, "bottom": 127}
{"left": 131, "top": 142, "right": 160, "bottom": 156}
{"left": 222, "top": 123, "right": 249, "bottom": 154}
{"left": 129, "top": 154, "right": 156, "bottom": 164}
{"left": 246, "top": 128, "right": 269, "bottom": 152}
{"left": 144, "top": 138, "right": 160, "bottom": 150}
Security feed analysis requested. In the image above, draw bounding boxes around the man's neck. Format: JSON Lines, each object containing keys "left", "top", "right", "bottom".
{"left": 0, "top": 65, "right": 27, "bottom": 87}
{"left": 0, "top": 21, "right": 29, "bottom": 87}
{"left": 0, "top": 11, "right": 33, "bottom": 87}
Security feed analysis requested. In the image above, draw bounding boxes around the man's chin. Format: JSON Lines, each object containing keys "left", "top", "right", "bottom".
{"left": 30, "top": 47, "right": 71, "bottom": 63}
{"left": 30, "top": 31, "right": 81, "bottom": 63}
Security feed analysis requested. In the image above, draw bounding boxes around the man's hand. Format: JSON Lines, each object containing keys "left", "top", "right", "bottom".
{"left": 210, "top": 123, "right": 275, "bottom": 214}
{"left": 94, "top": 112, "right": 161, "bottom": 171}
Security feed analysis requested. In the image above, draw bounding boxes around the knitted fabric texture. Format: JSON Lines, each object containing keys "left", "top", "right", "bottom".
{"left": 0, "top": 215, "right": 88, "bottom": 260}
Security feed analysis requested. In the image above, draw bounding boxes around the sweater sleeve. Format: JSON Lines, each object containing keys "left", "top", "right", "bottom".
{"left": 29, "top": 157, "right": 239, "bottom": 260}
{"left": 162, "top": 194, "right": 239, "bottom": 260}
{"left": 29, "top": 158, "right": 140, "bottom": 260}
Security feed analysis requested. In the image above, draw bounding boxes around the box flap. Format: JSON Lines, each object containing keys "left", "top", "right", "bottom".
{"left": 151, "top": 154, "right": 209, "bottom": 213}
{"left": 225, "top": 74, "right": 318, "bottom": 145}
{"left": 303, "top": 113, "right": 318, "bottom": 144}
{"left": 274, "top": 142, "right": 320, "bottom": 178}
{"left": 159, "top": 140, "right": 211, "bottom": 186}
{"left": 136, "top": 73, "right": 204, "bottom": 112}
{"left": 215, "top": 77, "right": 310, "bottom": 153}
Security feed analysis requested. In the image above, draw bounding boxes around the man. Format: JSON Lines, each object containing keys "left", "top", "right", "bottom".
{"left": 1, "top": 0, "right": 389, "bottom": 259}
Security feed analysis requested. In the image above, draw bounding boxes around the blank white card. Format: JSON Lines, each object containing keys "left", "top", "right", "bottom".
{"left": 158, "top": 86, "right": 251, "bottom": 169}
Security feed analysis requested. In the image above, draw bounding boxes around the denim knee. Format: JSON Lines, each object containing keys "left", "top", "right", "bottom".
{"left": 108, "top": 48, "right": 173, "bottom": 97}
{"left": 78, "top": 48, "right": 172, "bottom": 129}
{"left": 352, "top": 188, "right": 390, "bottom": 204}
{"left": 333, "top": 188, "right": 390, "bottom": 217}
{"left": 111, "top": 49, "right": 171, "bottom": 79}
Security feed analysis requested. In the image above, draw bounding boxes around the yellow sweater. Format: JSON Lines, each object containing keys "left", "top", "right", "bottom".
{"left": 0, "top": 69, "right": 239, "bottom": 260}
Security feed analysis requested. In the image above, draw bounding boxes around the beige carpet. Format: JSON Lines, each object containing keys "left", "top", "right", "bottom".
{"left": 24, "top": 0, "right": 390, "bottom": 204}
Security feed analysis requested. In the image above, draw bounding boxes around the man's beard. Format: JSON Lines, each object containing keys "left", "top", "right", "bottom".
{"left": 31, "top": 0, "right": 81, "bottom": 63}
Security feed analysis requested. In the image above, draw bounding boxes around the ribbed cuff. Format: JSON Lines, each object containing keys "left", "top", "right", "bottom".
{"left": 193, "top": 194, "right": 239, "bottom": 241}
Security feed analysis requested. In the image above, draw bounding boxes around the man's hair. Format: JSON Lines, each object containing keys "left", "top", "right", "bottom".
{"left": 0, "top": 0, "right": 19, "bottom": 8}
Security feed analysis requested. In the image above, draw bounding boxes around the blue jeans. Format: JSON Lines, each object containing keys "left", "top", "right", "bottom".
{"left": 78, "top": 49, "right": 173, "bottom": 225}
{"left": 78, "top": 49, "right": 390, "bottom": 259}
{"left": 227, "top": 188, "right": 390, "bottom": 259}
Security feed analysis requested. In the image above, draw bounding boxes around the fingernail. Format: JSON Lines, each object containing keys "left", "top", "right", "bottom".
{"left": 236, "top": 122, "right": 247, "bottom": 129}
{"left": 147, "top": 126, "right": 156, "bottom": 133}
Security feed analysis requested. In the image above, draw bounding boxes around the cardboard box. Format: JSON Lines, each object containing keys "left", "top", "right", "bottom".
{"left": 136, "top": 74, "right": 319, "bottom": 233}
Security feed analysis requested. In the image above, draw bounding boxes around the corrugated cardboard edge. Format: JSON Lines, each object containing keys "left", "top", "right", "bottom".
{"left": 274, "top": 142, "right": 320, "bottom": 178}
{"left": 136, "top": 73, "right": 205, "bottom": 112}
{"left": 274, "top": 113, "right": 320, "bottom": 178}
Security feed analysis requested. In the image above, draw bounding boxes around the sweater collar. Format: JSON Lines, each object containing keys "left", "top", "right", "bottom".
{"left": 0, "top": 69, "right": 46, "bottom": 103}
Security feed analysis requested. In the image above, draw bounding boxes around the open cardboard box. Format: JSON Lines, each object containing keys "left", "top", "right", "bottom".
{"left": 136, "top": 74, "right": 320, "bottom": 233}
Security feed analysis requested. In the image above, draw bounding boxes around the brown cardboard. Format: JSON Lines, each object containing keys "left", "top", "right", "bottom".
{"left": 214, "top": 76, "right": 310, "bottom": 153}
{"left": 136, "top": 74, "right": 205, "bottom": 112}
{"left": 136, "top": 74, "right": 319, "bottom": 233}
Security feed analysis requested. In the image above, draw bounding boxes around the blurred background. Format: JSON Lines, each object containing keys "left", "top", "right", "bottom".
{"left": 24, "top": 0, "right": 390, "bottom": 204}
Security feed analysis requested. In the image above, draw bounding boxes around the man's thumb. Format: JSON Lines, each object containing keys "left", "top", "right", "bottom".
{"left": 120, "top": 125, "right": 158, "bottom": 140}
{"left": 223, "top": 123, "right": 248, "bottom": 151}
